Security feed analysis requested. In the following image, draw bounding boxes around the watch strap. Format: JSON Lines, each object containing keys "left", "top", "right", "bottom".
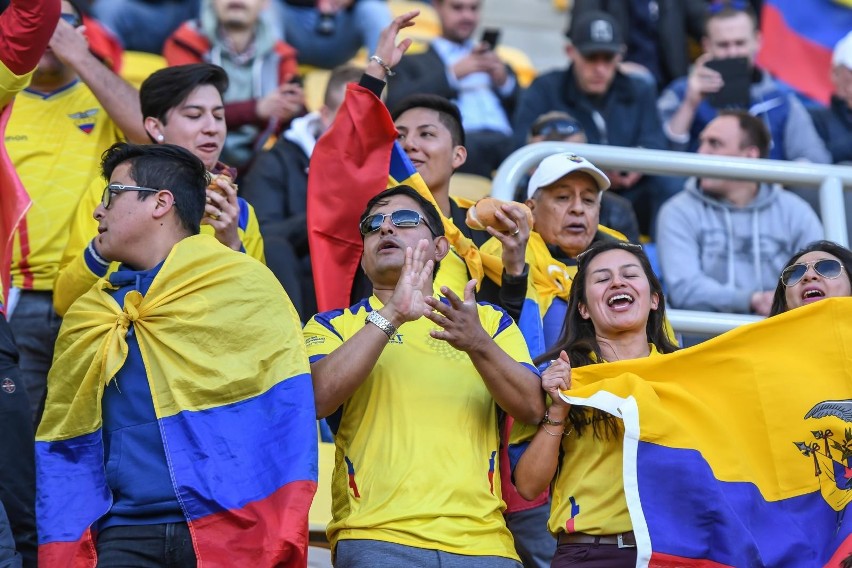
{"left": 365, "top": 310, "right": 396, "bottom": 338}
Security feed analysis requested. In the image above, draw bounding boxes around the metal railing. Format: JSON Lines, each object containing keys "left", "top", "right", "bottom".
{"left": 492, "top": 142, "right": 852, "bottom": 335}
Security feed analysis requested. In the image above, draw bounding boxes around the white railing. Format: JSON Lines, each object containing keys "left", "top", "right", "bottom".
{"left": 492, "top": 142, "right": 852, "bottom": 334}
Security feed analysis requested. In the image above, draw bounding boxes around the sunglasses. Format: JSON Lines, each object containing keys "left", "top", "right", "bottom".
{"left": 780, "top": 258, "right": 845, "bottom": 287}
{"left": 532, "top": 119, "right": 584, "bottom": 140}
{"left": 576, "top": 241, "right": 643, "bottom": 264}
{"left": 60, "top": 13, "right": 82, "bottom": 27}
{"left": 101, "top": 183, "right": 160, "bottom": 209}
{"left": 359, "top": 209, "right": 435, "bottom": 237}
{"left": 707, "top": 0, "right": 749, "bottom": 14}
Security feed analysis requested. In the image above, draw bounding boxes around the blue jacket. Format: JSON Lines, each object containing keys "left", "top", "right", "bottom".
{"left": 512, "top": 65, "right": 668, "bottom": 150}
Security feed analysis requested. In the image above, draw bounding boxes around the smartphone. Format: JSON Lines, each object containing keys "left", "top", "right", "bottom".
{"left": 704, "top": 57, "right": 751, "bottom": 109}
{"left": 480, "top": 28, "right": 501, "bottom": 50}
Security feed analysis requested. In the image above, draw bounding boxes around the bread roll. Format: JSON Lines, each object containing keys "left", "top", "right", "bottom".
{"left": 207, "top": 172, "right": 232, "bottom": 198}
{"left": 465, "top": 197, "right": 534, "bottom": 233}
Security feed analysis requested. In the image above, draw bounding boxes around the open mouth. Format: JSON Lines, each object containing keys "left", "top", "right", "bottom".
{"left": 564, "top": 223, "right": 586, "bottom": 234}
{"left": 607, "top": 293, "right": 635, "bottom": 309}
{"left": 802, "top": 288, "right": 825, "bottom": 301}
{"left": 97, "top": 227, "right": 106, "bottom": 234}
{"left": 378, "top": 240, "right": 400, "bottom": 252}
{"left": 198, "top": 143, "right": 219, "bottom": 152}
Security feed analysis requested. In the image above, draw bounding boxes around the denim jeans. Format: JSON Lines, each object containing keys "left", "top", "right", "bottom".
{"left": 334, "top": 539, "right": 523, "bottom": 568}
{"left": 96, "top": 523, "right": 196, "bottom": 568}
{"left": 506, "top": 503, "right": 556, "bottom": 568}
{"left": 276, "top": 0, "right": 391, "bottom": 68}
{"left": 7, "top": 291, "right": 61, "bottom": 426}
{"left": 0, "top": 502, "right": 22, "bottom": 568}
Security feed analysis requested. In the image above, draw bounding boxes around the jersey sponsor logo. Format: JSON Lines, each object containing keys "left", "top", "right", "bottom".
{"left": 4, "top": 134, "right": 27, "bottom": 142}
{"left": 68, "top": 108, "right": 99, "bottom": 134}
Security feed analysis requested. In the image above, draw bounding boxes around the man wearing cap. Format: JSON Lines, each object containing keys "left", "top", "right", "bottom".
{"left": 811, "top": 30, "right": 852, "bottom": 165}
{"left": 512, "top": 10, "right": 680, "bottom": 238}
{"left": 658, "top": 2, "right": 830, "bottom": 164}
{"left": 482, "top": 151, "right": 621, "bottom": 352}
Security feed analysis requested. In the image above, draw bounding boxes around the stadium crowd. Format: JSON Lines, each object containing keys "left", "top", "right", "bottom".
{"left": 1, "top": 0, "right": 851, "bottom": 566}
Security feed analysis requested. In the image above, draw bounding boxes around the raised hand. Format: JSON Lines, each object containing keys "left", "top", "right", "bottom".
{"left": 486, "top": 202, "right": 532, "bottom": 277}
{"left": 542, "top": 350, "right": 572, "bottom": 408}
{"left": 423, "top": 280, "right": 489, "bottom": 353}
{"left": 202, "top": 176, "right": 241, "bottom": 251}
{"left": 368, "top": 9, "right": 419, "bottom": 80}
{"left": 382, "top": 238, "right": 435, "bottom": 326}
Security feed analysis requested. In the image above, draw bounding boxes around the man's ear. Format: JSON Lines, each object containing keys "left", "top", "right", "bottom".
{"left": 151, "top": 190, "right": 176, "bottom": 220}
{"left": 451, "top": 145, "right": 467, "bottom": 170}
{"left": 433, "top": 235, "right": 450, "bottom": 262}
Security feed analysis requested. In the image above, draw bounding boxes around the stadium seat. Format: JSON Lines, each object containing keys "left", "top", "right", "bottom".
{"left": 449, "top": 173, "right": 492, "bottom": 201}
{"left": 495, "top": 45, "right": 537, "bottom": 88}
{"left": 389, "top": 0, "right": 442, "bottom": 41}
{"left": 302, "top": 68, "right": 332, "bottom": 113}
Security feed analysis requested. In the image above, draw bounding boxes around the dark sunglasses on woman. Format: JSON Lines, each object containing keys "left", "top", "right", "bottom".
{"left": 780, "top": 259, "right": 845, "bottom": 287}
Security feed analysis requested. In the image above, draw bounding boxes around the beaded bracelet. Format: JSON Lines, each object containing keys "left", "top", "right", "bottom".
{"left": 369, "top": 55, "right": 396, "bottom": 77}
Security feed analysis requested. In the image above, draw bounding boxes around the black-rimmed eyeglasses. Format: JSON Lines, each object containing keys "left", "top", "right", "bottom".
{"left": 101, "top": 183, "right": 160, "bottom": 210}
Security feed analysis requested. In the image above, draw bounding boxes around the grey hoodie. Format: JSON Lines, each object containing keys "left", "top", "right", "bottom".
{"left": 657, "top": 178, "right": 823, "bottom": 313}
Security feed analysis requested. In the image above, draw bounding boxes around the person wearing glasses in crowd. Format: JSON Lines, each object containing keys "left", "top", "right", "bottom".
{"left": 4, "top": 0, "right": 148, "bottom": 427}
{"left": 303, "top": 184, "right": 544, "bottom": 567}
{"left": 769, "top": 241, "right": 852, "bottom": 316}
{"left": 36, "top": 142, "right": 316, "bottom": 566}
{"left": 53, "top": 63, "right": 265, "bottom": 317}
{"left": 511, "top": 240, "right": 678, "bottom": 568}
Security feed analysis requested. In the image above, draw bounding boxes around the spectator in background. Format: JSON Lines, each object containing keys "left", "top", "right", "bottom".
{"left": 811, "top": 30, "right": 852, "bottom": 164}
{"left": 241, "top": 64, "right": 363, "bottom": 321}
{"left": 5, "top": 0, "right": 146, "bottom": 426}
{"left": 386, "top": 0, "right": 520, "bottom": 178}
{"left": 658, "top": 2, "right": 830, "bottom": 163}
{"left": 91, "top": 0, "right": 200, "bottom": 54}
{"left": 275, "top": 0, "right": 391, "bottom": 69}
{"left": 515, "top": 111, "right": 641, "bottom": 243}
{"left": 656, "top": 111, "right": 823, "bottom": 320}
{"left": 570, "top": 0, "right": 706, "bottom": 91}
{"left": 164, "top": 0, "right": 304, "bottom": 171}
{"left": 513, "top": 10, "right": 680, "bottom": 237}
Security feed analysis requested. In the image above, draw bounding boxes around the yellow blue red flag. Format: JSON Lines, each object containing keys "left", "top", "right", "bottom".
{"left": 562, "top": 298, "right": 852, "bottom": 566}
{"left": 36, "top": 235, "right": 318, "bottom": 567}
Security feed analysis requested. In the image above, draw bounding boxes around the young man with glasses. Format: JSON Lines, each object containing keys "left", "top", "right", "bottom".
{"left": 36, "top": 142, "right": 316, "bottom": 567}
{"left": 657, "top": 110, "right": 823, "bottom": 320}
{"left": 303, "top": 184, "right": 543, "bottom": 568}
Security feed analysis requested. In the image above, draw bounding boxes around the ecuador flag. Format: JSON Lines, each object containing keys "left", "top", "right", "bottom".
{"left": 0, "top": 101, "right": 29, "bottom": 310}
{"left": 757, "top": 0, "right": 852, "bottom": 105}
{"left": 561, "top": 298, "right": 852, "bottom": 566}
{"left": 36, "top": 235, "right": 318, "bottom": 567}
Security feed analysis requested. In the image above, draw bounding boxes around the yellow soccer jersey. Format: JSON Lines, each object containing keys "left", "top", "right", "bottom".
{"left": 6, "top": 80, "right": 123, "bottom": 290}
{"left": 52, "top": 174, "right": 267, "bottom": 316}
{"left": 0, "top": 61, "right": 31, "bottom": 108}
{"left": 509, "top": 348, "right": 663, "bottom": 537}
{"left": 304, "top": 296, "right": 537, "bottom": 559}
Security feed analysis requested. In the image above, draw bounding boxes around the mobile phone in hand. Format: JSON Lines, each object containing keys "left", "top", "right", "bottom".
{"left": 704, "top": 57, "right": 751, "bottom": 109}
{"left": 480, "top": 28, "right": 501, "bottom": 50}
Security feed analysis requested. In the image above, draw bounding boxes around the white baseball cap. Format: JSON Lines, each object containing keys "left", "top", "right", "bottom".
{"left": 834, "top": 31, "right": 852, "bottom": 69}
{"left": 527, "top": 152, "right": 611, "bottom": 199}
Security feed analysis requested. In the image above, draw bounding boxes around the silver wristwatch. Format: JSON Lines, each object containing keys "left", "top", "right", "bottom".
{"left": 365, "top": 310, "right": 397, "bottom": 339}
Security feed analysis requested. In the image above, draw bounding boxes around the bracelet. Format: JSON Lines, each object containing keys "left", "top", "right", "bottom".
{"left": 540, "top": 409, "right": 565, "bottom": 426}
{"left": 541, "top": 424, "right": 573, "bottom": 438}
{"left": 369, "top": 55, "right": 396, "bottom": 77}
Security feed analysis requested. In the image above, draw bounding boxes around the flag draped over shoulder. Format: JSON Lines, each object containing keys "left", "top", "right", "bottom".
{"left": 306, "top": 82, "right": 484, "bottom": 312}
{"left": 36, "top": 234, "right": 318, "bottom": 568}
{"left": 757, "top": 0, "right": 852, "bottom": 105}
{"left": 561, "top": 298, "right": 852, "bottom": 567}
{"left": 0, "top": 100, "right": 29, "bottom": 310}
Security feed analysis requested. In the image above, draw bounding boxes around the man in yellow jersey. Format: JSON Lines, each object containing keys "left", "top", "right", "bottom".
{"left": 303, "top": 184, "right": 544, "bottom": 567}
{"left": 5, "top": 0, "right": 148, "bottom": 425}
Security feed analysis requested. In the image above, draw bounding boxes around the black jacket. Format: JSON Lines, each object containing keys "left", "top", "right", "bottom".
{"left": 810, "top": 96, "right": 852, "bottom": 164}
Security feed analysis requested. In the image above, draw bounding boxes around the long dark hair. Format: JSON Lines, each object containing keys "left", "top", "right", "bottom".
{"left": 769, "top": 240, "right": 852, "bottom": 316}
{"left": 536, "top": 241, "right": 678, "bottom": 438}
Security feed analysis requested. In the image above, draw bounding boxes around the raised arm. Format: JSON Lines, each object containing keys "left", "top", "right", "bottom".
{"left": 0, "top": 0, "right": 60, "bottom": 106}
{"left": 49, "top": 18, "right": 147, "bottom": 143}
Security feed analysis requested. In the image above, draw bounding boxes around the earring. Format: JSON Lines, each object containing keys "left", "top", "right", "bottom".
{"left": 157, "top": 134, "right": 164, "bottom": 142}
